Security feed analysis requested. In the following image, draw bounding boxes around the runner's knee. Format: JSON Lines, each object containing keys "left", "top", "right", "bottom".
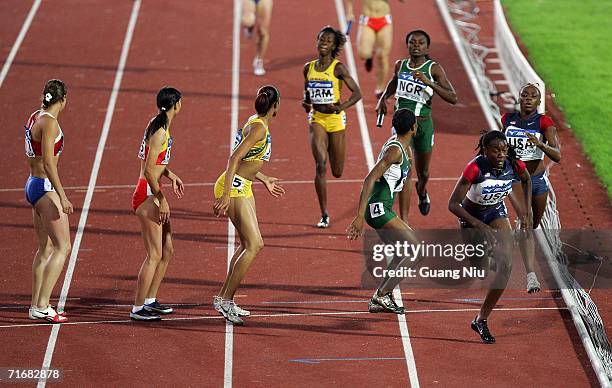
{"left": 331, "top": 164, "right": 344, "bottom": 178}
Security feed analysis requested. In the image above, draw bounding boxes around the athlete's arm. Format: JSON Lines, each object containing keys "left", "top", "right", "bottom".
{"left": 301, "top": 63, "right": 312, "bottom": 113}
{"left": 256, "top": 171, "right": 285, "bottom": 198}
{"left": 415, "top": 63, "right": 457, "bottom": 105}
{"left": 144, "top": 128, "right": 170, "bottom": 223}
{"left": 40, "top": 117, "right": 73, "bottom": 214}
{"left": 525, "top": 117, "right": 561, "bottom": 163}
{"left": 376, "top": 60, "right": 401, "bottom": 116}
{"left": 345, "top": 0, "right": 355, "bottom": 22}
{"left": 334, "top": 62, "right": 362, "bottom": 112}
{"left": 163, "top": 168, "right": 184, "bottom": 198}
{"left": 398, "top": 147, "right": 414, "bottom": 221}
{"left": 223, "top": 123, "right": 266, "bottom": 196}
{"left": 347, "top": 147, "right": 402, "bottom": 239}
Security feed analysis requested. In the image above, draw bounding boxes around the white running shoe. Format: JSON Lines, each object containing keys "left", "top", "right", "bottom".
{"left": 214, "top": 298, "right": 244, "bottom": 325}
{"left": 527, "top": 272, "right": 541, "bottom": 293}
{"left": 316, "top": 214, "right": 330, "bottom": 228}
{"left": 253, "top": 57, "right": 266, "bottom": 76}
{"left": 213, "top": 296, "right": 250, "bottom": 317}
{"left": 30, "top": 306, "right": 68, "bottom": 323}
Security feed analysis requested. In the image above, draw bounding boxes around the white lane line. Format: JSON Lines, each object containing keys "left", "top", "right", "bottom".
{"left": 0, "top": 177, "right": 462, "bottom": 193}
{"left": 0, "top": 0, "right": 41, "bottom": 88}
{"left": 0, "top": 306, "right": 568, "bottom": 330}
{"left": 333, "top": 1, "right": 420, "bottom": 386}
{"left": 37, "top": 1, "right": 142, "bottom": 387}
{"left": 223, "top": 1, "right": 242, "bottom": 387}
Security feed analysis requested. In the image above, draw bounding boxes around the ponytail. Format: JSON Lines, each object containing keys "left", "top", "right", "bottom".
{"left": 145, "top": 86, "right": 181, "bottom": 140}
{"left": 254, "top": 85, "right": 280, "bottom": 115}
{"left": 41, "top": 79, "right": 67, "bottom": 108}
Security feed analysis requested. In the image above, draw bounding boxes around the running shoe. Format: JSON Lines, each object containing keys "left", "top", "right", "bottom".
{"left": 253, "top": 57, "right": 266, "bottom": 76}
{"left": 365, "top": 58, "right": 373, "bottom": 72}
{"left": 215, "top": 298, "right": 244, "bottom": 325}
{"left": 29, "top": 305, "right": 66, "bottom": 320}
{"left": 526, "top": 272, "right": 541, "bottom": 294}
{"left": 316, "top": 214, "right": 330, "bottom": 228}
{"left": 144, "top": 300, "right": 174, "bottom": 315}
{"left": 130, "top": 308, "right": 161, "bottom": 321}
{"left": 213, "top": 296, "right": 250, "bottom": 317}
{"left": 30, "top": 306, "right": 68, "bottom": 323}
{"left": 417, "top": 184, "right": 431, "bottom": 215}
{"left": 369, "top": 289, "right": 405, "bottom": 314}
{"left": 471, "top": 316, "right": 495, "bottom": 344}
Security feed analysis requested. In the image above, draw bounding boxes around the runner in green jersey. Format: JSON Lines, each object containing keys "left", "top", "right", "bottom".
{"left": 376, "top": 30, "right": 457, "bottom": 217}
{"left": 347, "top": 109, "right": 419, "bottom": 314}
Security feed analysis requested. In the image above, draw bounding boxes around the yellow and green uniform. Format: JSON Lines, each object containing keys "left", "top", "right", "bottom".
{"left": 365, "top": 137, "right": 411, "bottom": 229}
{"left": 306, "top": 58, "right": 346, "bottom": 133}
{"left": 394, "top": 58, "right": 436, "bottom": 153}
{"left": 214, "top": 115, "right": 271, "bottom": 199}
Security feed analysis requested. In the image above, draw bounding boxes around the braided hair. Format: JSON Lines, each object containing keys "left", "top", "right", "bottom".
{"left": 145, "top": 86, "right": 182, "bottom": 140}
{"left": 317, "top": 26, "right": 346, "bottom": 58}
{"left": 476, "top": 130, "right": 520, "bottom": 172}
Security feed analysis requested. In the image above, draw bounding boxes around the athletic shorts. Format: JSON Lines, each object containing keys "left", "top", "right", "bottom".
{"left": 308, "top": 110, "right": 346, "bottom": 133}
{"left": 132, "top": 178, "right": 162, "bottom": 211}
{"left": 25, "top": 175, "right": 55, "bottom": 206}
{"left": 364, "top": 180, "right": 397, "bottom": 229}
{"left": 531, "top": 170, "right": 549, "bottom": 197}
{"left": 392, "top": 116, "right": 434, "bottom": 153}
{"left": 459, "top": 202, "right": 508, "bottom": 228}
{"left": 359, "top": 14, "right": 392, "bottom": 33}
{"left": 214, "top": 172, "right": 254, "bottom": 199}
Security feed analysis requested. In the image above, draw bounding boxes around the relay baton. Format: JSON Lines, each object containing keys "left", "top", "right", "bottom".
{"left": 345, "top": 20, "right": 353, "bottom": 36}
{"left": 376, "top": 112, "right": 385, "bottom": 127}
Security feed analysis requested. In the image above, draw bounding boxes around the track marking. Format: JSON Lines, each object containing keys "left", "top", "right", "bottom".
{"left": 0, "top": 0, "right": 41, "bottom": 88}
{"left": 290, "top": 357, "right": 406, "bottom": 364}
{"left": 333, "top": 1, "right": 419, "bottom": 386}
{"left": 0, "top": 177, "right": 460, "bottom": 193}
{"left": 37, "top": 1, "right": 141, "bottom": 386}
{"left": 0, "top": 306, "right": 568, "bottom": 330}
{"left": 221, "top": 1, "right": 243, "bottom": 387}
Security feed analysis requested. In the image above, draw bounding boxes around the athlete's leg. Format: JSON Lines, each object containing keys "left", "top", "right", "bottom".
{"left": 254, "top": 0, "right": 273, "bottom": 60}
{"left": 133, "top": 197, "right": 163, "bottom": 306}
{"left": 376, "top": 216, "right": 420, "bottom": 294}
{"left": 477, "top": 217, "right": 513, "bottom": 321}
{"left": 356, "top": 24, "right": 376, "bottom": 60}
{"left": 33, "top": 192, "right": 71, "bottom": 309}
{"left": 532, "top": 191, "right": 548, "bottom": 228}
{"left": 374, "top": 23, "right": 393, "bottom": 93}
{"left": 310, "top": 122, "right": 329, "bottom": 217}
{"left": 414, "top": 150, "right": 432, "bottom": 197}
{"left": 145, "top": 220, "right": 173, "bottom": 299}
{"left": 31, "top": 209, "right": 53, "bottom": 308}
{"left": 241, "top": 0, "right": 256, "bottom": 28}
{"left": 328, "top": 130, "right": 346, "bottom": 178}
{"left": 220, "top": 196, "right": 263, "bottom": 299}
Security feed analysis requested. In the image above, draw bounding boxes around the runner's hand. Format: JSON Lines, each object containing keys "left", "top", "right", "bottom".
{"left": 158, "top": 197, "right": 170, "bottom": 224}
{"left": 263, "top": 176, "right": 285, "bottom": 198}
{"left": 524, "top": 131, "right": 542, "bottom": 148}
{"left": 346, "top": 12, "right": 355, "bottom": 23}
{"left": 213, "top": 194, "right": 230, "bottom": 217}
{"left": 60, "top": 196, "right": 73, "bottom": 215}
{"left": 376, "top": 99, "right": 387, "bottom": 116}
{"left": 172, "top": 175, "right": 184, "bottom": 198}
{"left": 412, "top": 70, "right": 432, "bottom": 86}
{"left": 347, "top": 216, "right": 364, "bottom": 240}
{"left": 476, "top": 222, "right": 497, "bottom": 247}
{"left": 301, "top": 100, "right": 311, "bottom": 114}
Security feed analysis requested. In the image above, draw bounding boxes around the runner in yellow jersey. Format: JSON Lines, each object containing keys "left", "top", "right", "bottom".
{"left": 302, "top": 26, "right": 362, "bottom": 228}
{"left": 213, "top": 85, "right": 285, "bottom": 326}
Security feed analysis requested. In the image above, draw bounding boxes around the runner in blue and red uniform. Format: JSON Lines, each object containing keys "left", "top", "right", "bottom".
{"left": 501, "top": 83, "right": 561, "bottom": 293}
{"left": 449, "top": 130, "right": 532, "bottom": 343}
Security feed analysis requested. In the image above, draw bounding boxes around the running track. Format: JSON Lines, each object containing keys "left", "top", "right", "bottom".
{"left": 0, "top": 1, "right": 607, "bottom": 386}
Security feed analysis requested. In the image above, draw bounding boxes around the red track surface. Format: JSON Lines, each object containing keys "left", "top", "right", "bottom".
{"left": 0, "top": 1, "right": 608, "bottom": 386}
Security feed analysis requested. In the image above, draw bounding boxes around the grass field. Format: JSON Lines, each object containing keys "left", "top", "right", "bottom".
{"left": 501, "top": 0, "right": 612, "bottom": 197}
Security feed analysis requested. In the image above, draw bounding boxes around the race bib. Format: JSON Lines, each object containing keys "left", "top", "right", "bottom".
{"left": 25, "top": 127, "right": 35, "bottom": 157}
{"left": 505, "top": 126, "right": 544, "bottom": 161}
{"left": 232, "top": 176, "right": 245, "bottom": 192}
{"left": 307, "top": 81, "right": 335, "bottom": 104}
{"left": 395, "top": 72, "right": 431, "bottom": 104}
{"left": 161, "top": 136, "right": 173, "bottom": 164}
{"left": 369, "top": 202, "right": 385, "bottom": 218}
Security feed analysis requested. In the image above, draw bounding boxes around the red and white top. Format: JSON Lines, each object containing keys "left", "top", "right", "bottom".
{"left": 25, "top": 110, "right": 64, "bottom": 158}
{"left": 462, "top": 155, "right": 526, "bottom": 206}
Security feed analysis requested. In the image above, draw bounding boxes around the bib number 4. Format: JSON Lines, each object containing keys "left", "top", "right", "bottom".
{"left": 369, "top": 202, "right": 385, "bottom": 218}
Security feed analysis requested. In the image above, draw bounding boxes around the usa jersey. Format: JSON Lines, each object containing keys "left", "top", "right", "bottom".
{"left": 462, "top": 155, "right": 526, "bottom": 206}
{"left": 502, "top": 111, "right": 554, "bottom": 162}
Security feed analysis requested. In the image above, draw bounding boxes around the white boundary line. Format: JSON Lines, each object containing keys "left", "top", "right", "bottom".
{"left": 223, "top": 1, "right": 242, "bottom": 387}
{"left": 0, "top": 0, "right": 41, "bottom": 88}
{"left": 36, "top": 1, "right": 141, "bottom": 386}
{"left": 332, "top": 1, "right": 419, "bottom": 386}
{"left": 0, "top": 306, "right": 568, "bottom": 330}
